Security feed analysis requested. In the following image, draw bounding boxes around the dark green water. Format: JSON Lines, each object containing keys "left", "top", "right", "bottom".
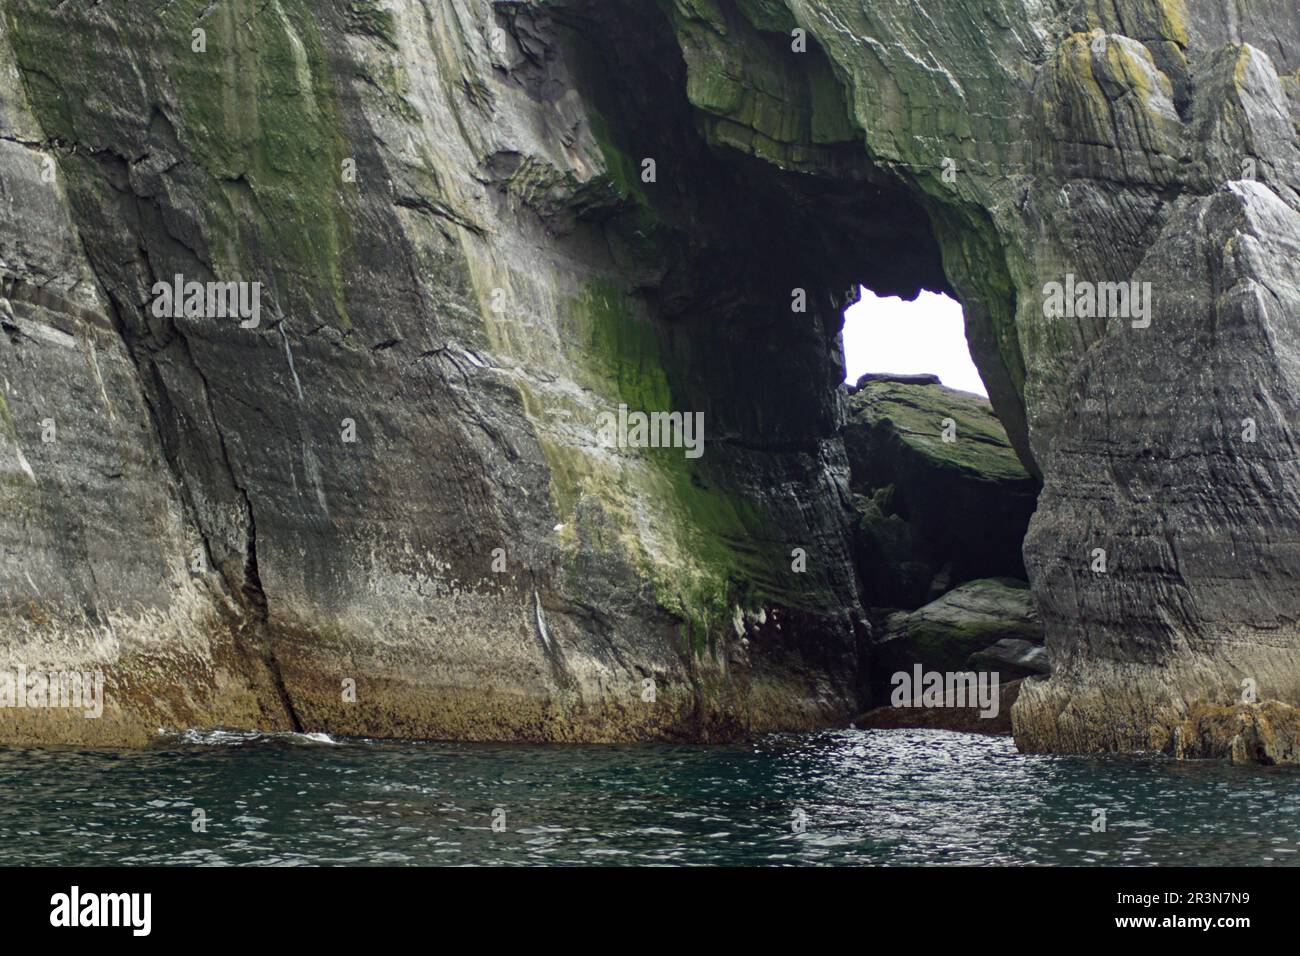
{"left": 2, "top": 728, "right": 1298, "bottom": 866}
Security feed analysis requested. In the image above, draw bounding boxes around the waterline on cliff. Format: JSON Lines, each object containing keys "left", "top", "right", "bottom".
{"left": 160, "top": 729, "right": 344, "bottom": 747}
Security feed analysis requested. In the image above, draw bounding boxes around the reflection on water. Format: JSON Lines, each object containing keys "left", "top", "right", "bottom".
{"left": 1, "top": 728, "right": 1297, "bottom": 866}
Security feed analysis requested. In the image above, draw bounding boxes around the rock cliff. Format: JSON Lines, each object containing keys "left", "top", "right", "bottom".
{"left": 844, "top": 377, "right": 1039, "bottom": 608}
{"left": 0, "top": 0, "right": 1296, "bottom": 758}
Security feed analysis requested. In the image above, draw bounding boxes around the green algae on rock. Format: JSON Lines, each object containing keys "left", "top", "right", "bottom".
{"left": 844, "top": 378, "right": 1039, "bottom": 609}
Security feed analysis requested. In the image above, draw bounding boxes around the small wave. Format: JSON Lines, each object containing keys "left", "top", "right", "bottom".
{"left": 158, "top": 728, "right": 345, "bottom": 748}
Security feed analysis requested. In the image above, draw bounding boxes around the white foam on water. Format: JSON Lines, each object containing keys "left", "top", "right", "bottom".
{"left": 160, "top": 728, "right": 344, "bottom": 747}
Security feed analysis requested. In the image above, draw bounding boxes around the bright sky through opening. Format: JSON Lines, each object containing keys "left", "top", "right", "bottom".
{"left": 841, "top": 288, "right": 987, "bottom": 397}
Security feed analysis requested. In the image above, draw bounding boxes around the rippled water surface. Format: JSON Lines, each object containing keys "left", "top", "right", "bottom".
{"left": 2, "top": 729, "right": 1298, "bottom": 865}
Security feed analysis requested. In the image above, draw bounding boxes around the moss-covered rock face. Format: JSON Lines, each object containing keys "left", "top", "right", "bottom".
{"left": 849, "top": 380, "right": 1031, "bottom": 484}
{"left": 7, "top": 0, "right": 354, "bottom": 325}
{"left": 844, "top": 379, "right": 1039, "bottom": 609}
{"left": 0, "top": 0, "right": 877, "bottom": 744}
{"left": 670, "top": 0, "right": 1300, "bottom": 761}
{"left": 0, "top": 0, "right": 1297, "bottom": 759}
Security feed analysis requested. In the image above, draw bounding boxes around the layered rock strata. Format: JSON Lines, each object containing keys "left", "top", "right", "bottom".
{"left": 0, "top": 0, "right": 1295, "bottom": 758}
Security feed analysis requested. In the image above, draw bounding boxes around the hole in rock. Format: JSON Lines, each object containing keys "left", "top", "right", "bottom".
{"left": 549, "top": 0, "right": 1044, "bottom": 719}
{"left": 841, "top": 286, "right": 1043, "bottom": 716}
{"left": 842, "top": 289, "right": 987, "bottom": 397}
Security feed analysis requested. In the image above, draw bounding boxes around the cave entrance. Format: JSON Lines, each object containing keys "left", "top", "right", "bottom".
{"left": 545, "top": 0, "right": 1044, "bottom": 712}
{"left": 840, "top": 280, "right": 1035, "bottom": 615}
{"left": 841, "top": 289, "right": 986, "bottom": 396}
{"left": 841, "top": 284, "right": 1044, "bottom": 712}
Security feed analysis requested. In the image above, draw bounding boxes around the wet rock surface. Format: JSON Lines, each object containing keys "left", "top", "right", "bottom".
{"left": 865, "top": 578, "right": 1044, "bottom": 716}
{"left": 971, "top": 640, "right": 1050, "bottom": 680}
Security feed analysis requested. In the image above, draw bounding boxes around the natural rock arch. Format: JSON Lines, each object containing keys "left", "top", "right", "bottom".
{"left": 0, "top": 0, "right": 1296, "bottom": 758}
